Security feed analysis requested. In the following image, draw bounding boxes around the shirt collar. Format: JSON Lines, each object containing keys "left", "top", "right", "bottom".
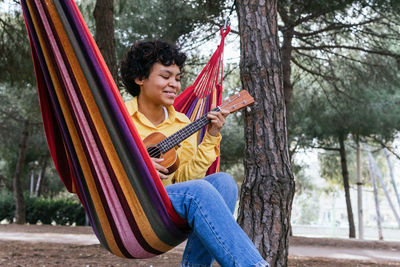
{"left": 127, "top": 96, "right": 187, "bottom": 127}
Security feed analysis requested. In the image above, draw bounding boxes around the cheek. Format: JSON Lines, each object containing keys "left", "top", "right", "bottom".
{"left": 154, "top": 78, "right": 169, "bottom": 89}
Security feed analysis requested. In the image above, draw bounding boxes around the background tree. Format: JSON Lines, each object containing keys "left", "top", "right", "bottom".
{"left": 93, "top": 0, "right": 118, "bottom": 81}
{"left": 0, "top": 1, "right": 65, "bottom": 223}
{"left": 289, "top": 43, "right": 400, "bottom": 237}
{"left": 278, "top": 0, "right": 400, "bottom": 118}
{"left": 236, "top": 1, "right": 295, "bottom": 265}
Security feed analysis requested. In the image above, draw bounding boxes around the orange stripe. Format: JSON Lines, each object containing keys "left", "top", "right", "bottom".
{"left": 27, "top": 0, "right": 124, "bottom": 257}
{"left": 46, "top": 0, "right": 173, "bottom": 252}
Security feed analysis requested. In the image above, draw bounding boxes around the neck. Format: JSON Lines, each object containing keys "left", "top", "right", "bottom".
{"left": 137, "top": 95, "right": 165, "bottom": 126}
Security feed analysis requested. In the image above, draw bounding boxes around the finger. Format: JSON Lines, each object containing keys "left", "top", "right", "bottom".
{"left": 151, "top": 157, "right": 164, "bottom": 163}
{"left": 154, "top": 163, "right": 169, "bottom": 174}
{"left": 220, "top": 109, "right": 230, "bottom": 117}
{"left": 151, "top": 158, "right": 169, "bottom": 173}
{"left": 207, "top": 112, "right": 223, "bottom": 123}
{"left": 215, "top": 111, "right": 225, "bottom": 121}
{"left": 158, "top": 171, "right": 169, "bottom": 180}
{"left": 213, "top": 112, "right": 226, "bottom": 126}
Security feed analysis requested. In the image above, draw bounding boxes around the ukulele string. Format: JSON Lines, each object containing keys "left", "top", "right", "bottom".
{"left": 147, "top": 146, "right": 160, "bottom": 158}
{"left": 147, "top": 93, "right": 246, "bottom": 158}
{"left": 218, "top": 93, "right": 241, "bottom": 110}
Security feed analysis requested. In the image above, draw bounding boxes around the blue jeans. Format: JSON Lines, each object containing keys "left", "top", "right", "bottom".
{"left": 166, "top": 172, "right": 268, "bottom": 267}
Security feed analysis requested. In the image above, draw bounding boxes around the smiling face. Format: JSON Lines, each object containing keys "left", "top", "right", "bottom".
{"left": 136, "top": 62, "right": 182, "bottom": 107}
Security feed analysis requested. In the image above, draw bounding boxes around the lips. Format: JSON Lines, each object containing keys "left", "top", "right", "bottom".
{"left": 163, "top": 90, "right": 176, "bottom": 98}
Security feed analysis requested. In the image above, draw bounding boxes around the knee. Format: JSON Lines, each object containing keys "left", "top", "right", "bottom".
{"left": 209, "top": 172, "right": 238, "bottom": 197}
{"left": 219, "top": 172, "right": 238, "bottom": 194}
{"left": 205, "top": 172, "right": 238, "bottom": 210}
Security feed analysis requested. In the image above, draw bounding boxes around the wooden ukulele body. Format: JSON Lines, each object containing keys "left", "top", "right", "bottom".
{"left": 143, "top": 132, "right": 180, "bottom": 175}
{"left": 143, "top": 90, "right": 254, "bottom": 176}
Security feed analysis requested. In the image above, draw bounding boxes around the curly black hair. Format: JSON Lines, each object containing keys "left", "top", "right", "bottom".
{"left": 120, "top": 40, "right": 187, "bottom": 97}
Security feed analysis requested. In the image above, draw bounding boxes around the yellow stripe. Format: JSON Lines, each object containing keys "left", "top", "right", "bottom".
{"left": 46, "top": 0, "right": 173, "bottom": 252}
{"left": 27, "top": 0, "right": 124, "bottom": 257}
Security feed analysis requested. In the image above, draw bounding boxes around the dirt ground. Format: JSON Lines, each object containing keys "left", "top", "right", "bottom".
{"left": 1, "top": 224, "right": 400, "bottom": 266}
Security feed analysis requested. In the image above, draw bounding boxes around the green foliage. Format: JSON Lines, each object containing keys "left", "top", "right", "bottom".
{"left": 0, "top": 191, "right": 86, "bottom": 225}
{"left": 219, "top": 64, "right": 245, "bottom": 174}
{"left": 25, "top": 197, "right": 86, "bottom": 225}
{"left": 0, "top": 2, "right": 35, "bottom": 87}
{"left": 0, "top": 2, "right": 64, "bottom": 197}
{"left": 0, "top": 190, "right": 14, "bottom": 222}
{"left": 290, "top": 50, "right": 400, "bottom": 149}
{"left": 291, "top": 160, "right": 315, "bottom": 195}
{"left": 114, "top": 0, "right": 228, "bottom": 44}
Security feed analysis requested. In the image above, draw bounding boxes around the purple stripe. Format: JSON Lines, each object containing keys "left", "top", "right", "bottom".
{"left": 62, "top": 0, "right": 185, "bottom": 239}
{"left": 186, "top": 97, "right": 199, "bottom": 119}
{"left": 21, "top": 0, "right": 99, "bottom": 239}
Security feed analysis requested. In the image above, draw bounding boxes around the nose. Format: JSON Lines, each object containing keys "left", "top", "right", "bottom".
{"left": 169, "top": 78, "right": 180, "bottom": 89}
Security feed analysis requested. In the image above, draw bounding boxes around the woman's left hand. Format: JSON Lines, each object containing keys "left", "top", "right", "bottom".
{"left": 207, "top": 109, "right": 230, "bottom": 136}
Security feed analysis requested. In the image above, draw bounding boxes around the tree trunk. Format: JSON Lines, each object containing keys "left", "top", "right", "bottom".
{"left": 236, "top": 1, "right": 295, "bottom": 266}
{"left": 280, "top": 26, "right": 294, "bottom": 121}
{"left": 35, "top": 156, "right": 48, "bottom": 197}
{"left": 383, "top": 148, "right": 400, "bottom": 212}
{"left": 356, "top": 139, "right": 364, "bottom": 239}
{"left": 365, "top": 146, "right": 383, "bottom": 240}
{"left": 368, "top": 149, "right": 400, "bottom": 227}
{"left": 13, "top": 120, "right": 30, "bottom": 224}
{"left": 29, "top": 170, "right": 35, "bottom": 197}
{"left": 94, "top": 0, "right": 118, "bottom": 82}
{"left": 338, "top": 135, "right": 355, "bottom": 238}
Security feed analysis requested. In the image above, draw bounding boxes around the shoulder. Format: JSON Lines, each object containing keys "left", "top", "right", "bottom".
{"left": 125, "top": 97, "right": 138, "bottom": 115}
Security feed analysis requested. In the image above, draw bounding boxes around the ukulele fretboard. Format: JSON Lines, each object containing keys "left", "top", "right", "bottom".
{"left": 157, "top": 107, "right": 220, "bottom": 153}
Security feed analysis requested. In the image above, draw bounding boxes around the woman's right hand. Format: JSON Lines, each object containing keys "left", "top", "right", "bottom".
{"left": 150, "top": 157, "right": 169, "bottom": 180}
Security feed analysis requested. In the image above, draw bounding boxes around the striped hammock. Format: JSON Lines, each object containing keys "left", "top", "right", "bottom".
{"left": 21, "top": 0, "right": 228, "bottom": 259}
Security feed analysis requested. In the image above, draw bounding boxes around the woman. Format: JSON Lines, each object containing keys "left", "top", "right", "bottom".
{"left": 121, "top": 40, "right": 268, "bottom": 267}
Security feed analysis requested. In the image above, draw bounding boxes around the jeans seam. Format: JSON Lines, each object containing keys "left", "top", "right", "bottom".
{"left": 182, "top": 232, "right": 193, "bottom": 264}
{"left": 169, "top": 192, "right": 237, "bottom": 266}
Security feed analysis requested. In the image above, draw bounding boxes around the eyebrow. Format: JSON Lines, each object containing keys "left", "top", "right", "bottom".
{"left": 159, "top": 69, "right": 182, "bottom": 76}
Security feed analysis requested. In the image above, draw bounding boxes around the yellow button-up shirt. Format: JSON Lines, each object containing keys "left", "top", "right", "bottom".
{"left": 126, "top": 97, "right": 221, "bottom": 186}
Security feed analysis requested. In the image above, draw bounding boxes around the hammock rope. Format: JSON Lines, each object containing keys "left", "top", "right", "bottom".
{"left": 21, "top": 0, "right": 229, "bottom": 259}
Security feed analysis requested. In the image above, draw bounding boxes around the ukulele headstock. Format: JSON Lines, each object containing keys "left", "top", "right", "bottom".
{"left": 220, "top": 90, "right": 254, "bottom": 113}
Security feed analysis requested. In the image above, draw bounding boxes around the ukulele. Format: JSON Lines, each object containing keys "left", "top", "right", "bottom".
{"left": 143, "top": 90, "right": 254, "bottom": 175}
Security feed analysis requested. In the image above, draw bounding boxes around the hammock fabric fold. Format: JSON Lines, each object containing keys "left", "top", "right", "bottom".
{"left": 21, "top": 0, "right": 228, "bottom": 259}
{"left": 174, "top": 27, "right": 230, "bottom": 174}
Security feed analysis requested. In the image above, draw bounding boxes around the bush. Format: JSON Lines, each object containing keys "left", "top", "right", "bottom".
{"left": 25, "top": 197, "right": 86, "bottom": 225}
{"left": 0, "top": 192, "right": 86, "bottom": 225}
{"left": 0, "top": 190, "right": 15, "bottom": 222}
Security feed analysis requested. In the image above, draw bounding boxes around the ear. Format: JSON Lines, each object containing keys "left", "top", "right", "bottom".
{"left": 134, "top": 77, "right": 144, "bottom": 86}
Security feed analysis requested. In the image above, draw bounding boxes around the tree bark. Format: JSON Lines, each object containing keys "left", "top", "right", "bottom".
{"left": 280, "top": 26, "right": 294, "bottom": 120}
{"left": 94, "top": 0, "right": 118, "bottom": 82}
{"left": 338, "top": 135, "right": 355, "bottom": 238}
{"left": 236, "top": 1, "right": 295, "bottom": 266}
{"left": 13, "top": 120, "right": 30, "bottom": 224}
{"left": 365, "top": 146, "right": 383, "bottom": 240}
{"left": 356, "top": 139, "right": 364, "bottom": 239}
{"left": 35, "top": 156, "right": 48, "bottom": 197}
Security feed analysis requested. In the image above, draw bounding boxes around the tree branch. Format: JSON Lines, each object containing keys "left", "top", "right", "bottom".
{"left": 294, "top": 45, "right": 399, "bottom": 58}
{"left": 293, "top": 18, "right": 380, "bottom": 38}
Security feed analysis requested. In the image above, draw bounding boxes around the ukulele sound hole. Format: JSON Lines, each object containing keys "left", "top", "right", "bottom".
{"left": 147, "top": 145, "right": 162, "bottom": 158}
